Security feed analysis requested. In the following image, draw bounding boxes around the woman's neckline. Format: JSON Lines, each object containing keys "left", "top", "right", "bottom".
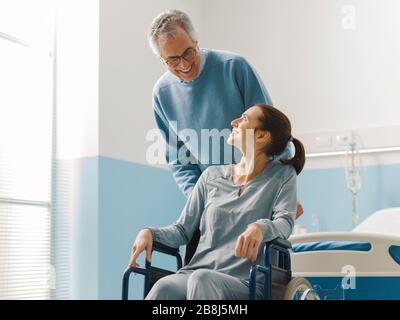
{"left": 229, "top": 161, "right": 272, "bottom": 187}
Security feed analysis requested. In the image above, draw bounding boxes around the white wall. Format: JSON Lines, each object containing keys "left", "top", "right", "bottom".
{"left": 99, "top": 0, "right": 203, "bottom": 165}
{"left": 199, "top": 0, "right": 400, "bottom": 134}
{"left": 56, "top": 0, "right": 99, "bottom": 160}
{"left": 199, "top": 0, "right": 400, "bottom": 169}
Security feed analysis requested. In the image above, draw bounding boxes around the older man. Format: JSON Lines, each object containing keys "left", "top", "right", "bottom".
{"left": 148, "top": 10, "right": 303, "bottom": 262}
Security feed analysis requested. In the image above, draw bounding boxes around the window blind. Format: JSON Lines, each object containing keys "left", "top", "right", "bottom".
{"left": 0, "top": 35, "right": 53, "bottom": 299}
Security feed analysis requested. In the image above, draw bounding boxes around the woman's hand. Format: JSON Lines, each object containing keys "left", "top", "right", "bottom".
{"left": 128, "top": 228, "right": 153, "bottom": 268}
{"left": 295, "top": 202, "right": 304, "bottom": 219}
{"left": 235, "top": 223, "right": 263, "bottom": 262}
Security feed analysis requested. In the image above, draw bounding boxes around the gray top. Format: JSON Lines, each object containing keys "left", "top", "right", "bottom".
{"left": 148, "top": 161, "right": 296, "bottom": 283}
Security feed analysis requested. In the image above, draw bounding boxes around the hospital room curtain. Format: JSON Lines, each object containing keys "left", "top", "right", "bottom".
{"left": 0, "top": 1, "right": 55, "bottom": 300}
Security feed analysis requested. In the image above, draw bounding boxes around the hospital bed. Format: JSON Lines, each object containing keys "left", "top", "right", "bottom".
{"left": 289, "top": 208, "right": 400, "bottom": 299}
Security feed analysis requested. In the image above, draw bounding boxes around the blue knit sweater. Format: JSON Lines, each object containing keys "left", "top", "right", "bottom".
{"left": 152, "top": 49, "right": 272, "bottom": 197}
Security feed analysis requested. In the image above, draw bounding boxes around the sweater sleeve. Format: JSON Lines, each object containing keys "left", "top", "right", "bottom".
{"left": 251, "top": 167, "right": 296, "bottom": 242}
{"left": 234, "top": 57, "right": 273, "bottom": 108}
{"left": 146, "top": 168, "right": 208, "bottom": 248}
{"left": 152, "top": 95, "right": 202, "bottom": 198}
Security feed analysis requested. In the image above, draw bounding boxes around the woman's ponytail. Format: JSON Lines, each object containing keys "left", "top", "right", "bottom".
{"left": 281, "top": 137, "right": 305, "bottom": 175}
{"left": 256, "top": 104, "right": 306, "bottom": 174}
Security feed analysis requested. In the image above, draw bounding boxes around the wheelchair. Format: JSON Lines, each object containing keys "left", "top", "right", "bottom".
{"left": 122, "top": 230, "right": 317, "bottom": 300}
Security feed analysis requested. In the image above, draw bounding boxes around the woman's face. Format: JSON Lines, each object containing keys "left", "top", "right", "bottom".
{"left": 227, "top": 106, "right": 270, "bottom": 154}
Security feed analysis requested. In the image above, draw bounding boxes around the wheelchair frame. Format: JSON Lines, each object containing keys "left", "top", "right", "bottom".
{"left": 122, "top": 238, "right": 292, "bottom": 300}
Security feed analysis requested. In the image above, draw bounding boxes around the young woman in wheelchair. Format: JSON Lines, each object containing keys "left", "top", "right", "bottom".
{"left": 128, "top": 104, "right": 305, "bottom": 300}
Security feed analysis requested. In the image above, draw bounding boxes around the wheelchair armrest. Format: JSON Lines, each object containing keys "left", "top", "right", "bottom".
{"left": 122, "top": 266, "right": 148, "bottom": 300}
{"left": 151, "top": 241, "right": 183, "bottom": 270}
{"left": 262, "top": 238, "right": 292, "bottom": 275}
{"left": 152, "top": 241, "right": 180, "bottom": 255}
{"left": 248, "top": 238, "right": 292, "bottom": 300}
{"left": 122, "top": 241, "right": 182, "bottom": 300}
{"left": 269, "top": 238, "right": 292, "bottom": 249}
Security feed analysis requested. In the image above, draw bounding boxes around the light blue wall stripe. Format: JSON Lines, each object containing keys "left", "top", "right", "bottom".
{"left": 54, "top": 157, "right": 99, "bottom": 299}
{"left": 296, "top": 163, "right": 400, "bottom": 232}
{"left": 98, "top": 156, "right": 186, "bottom": 299}
{"left": 73, "top": 157, "right": 99, "bottom": 299}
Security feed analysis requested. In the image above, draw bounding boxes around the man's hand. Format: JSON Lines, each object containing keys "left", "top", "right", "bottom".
{"left": 295, "top": 202, "right": 304, "bottom": 220}
{"left": 235, "top": 223, "right": 263, "bottom": 262}
{"left": 128, "top": 228, "right": 153, "bottom": 268}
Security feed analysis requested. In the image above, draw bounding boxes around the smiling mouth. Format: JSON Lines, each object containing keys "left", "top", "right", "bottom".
{"left": 177, "top": 64, "right": 193, "bottom": 74}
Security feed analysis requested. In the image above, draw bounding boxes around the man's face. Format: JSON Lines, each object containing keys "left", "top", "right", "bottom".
{"left": 157, "top": 26, "right": 201, "bottom": 82}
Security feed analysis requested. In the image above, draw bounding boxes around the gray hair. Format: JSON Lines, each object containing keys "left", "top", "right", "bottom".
{"left": 148, "top": 9, "right": 198, "bottom": 55}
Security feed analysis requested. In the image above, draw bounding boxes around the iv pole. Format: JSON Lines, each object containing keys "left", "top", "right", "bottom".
{"left": 345, "top": 140, "right": 362, "bottom": 229}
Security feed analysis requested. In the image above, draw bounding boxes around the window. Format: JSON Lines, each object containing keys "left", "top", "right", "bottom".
{"left": 0, "top": 1, "right": 54, "bottom": 299}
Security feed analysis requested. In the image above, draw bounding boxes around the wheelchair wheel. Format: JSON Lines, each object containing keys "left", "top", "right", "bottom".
{"left": 283, "top": 277, "right": 320, "bottom": 300}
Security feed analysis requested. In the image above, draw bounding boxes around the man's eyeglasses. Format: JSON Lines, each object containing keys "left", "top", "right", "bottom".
{"left": 162, "top": 43, "right": 198, "bottom": 68}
